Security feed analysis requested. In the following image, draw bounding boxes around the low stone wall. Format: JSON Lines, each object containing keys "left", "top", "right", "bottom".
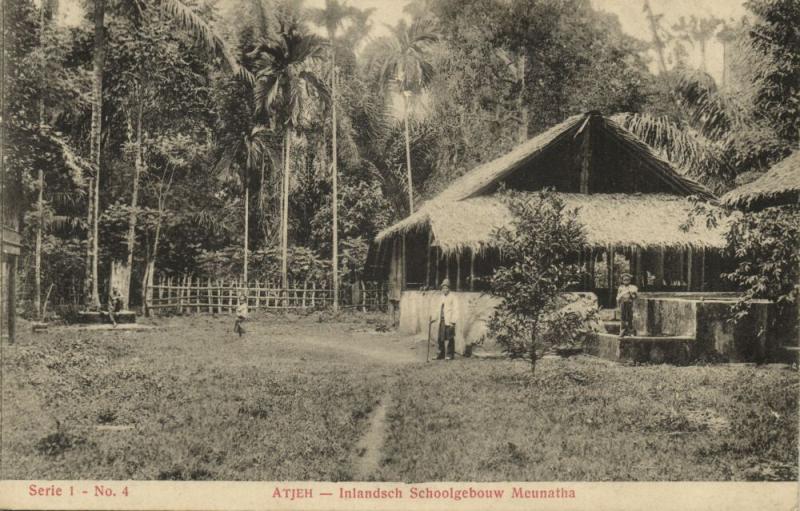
{"left": 398, "top": 291, "right": 501, "bottom": 355}
{"left": 632, "top": 293, "right": 782, "bottom": 362}
{"left": 398, "top": 291, "right": 600, "bottom": 356}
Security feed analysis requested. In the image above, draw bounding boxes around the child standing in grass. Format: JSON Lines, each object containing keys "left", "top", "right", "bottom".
{"left": 234, "top": 293, "right": 248, "bottom": 337}
{"left": 617, "top": 273, "right": 638, "bottom": 337}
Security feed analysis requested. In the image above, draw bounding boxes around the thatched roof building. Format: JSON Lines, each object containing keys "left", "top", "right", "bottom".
{"left": 378, "top": 193, "right": 729, "bottom": 255}
{"left": 721, "top": 151, "right": 800, "bottom": 210}
{"left": 374, "top": 111, "right": 730, "bottom": 307}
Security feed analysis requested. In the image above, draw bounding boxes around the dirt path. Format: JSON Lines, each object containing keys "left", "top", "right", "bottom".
{"left": 351, "top": 394, "right": 391, "bottom": 480}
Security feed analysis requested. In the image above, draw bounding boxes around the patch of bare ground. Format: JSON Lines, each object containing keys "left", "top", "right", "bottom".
{"left": 351, "top": 394, "right": 392, "bottom": 481}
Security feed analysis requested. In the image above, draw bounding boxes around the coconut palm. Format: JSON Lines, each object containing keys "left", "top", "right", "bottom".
{"left": 309, "top": 0, "right": 359, "bottom": 311}
{"left": 369, "top": 17, "right": 438, "bottom": 214}
{"left": 250, "top": 8, "right": 328, "bottom": 290}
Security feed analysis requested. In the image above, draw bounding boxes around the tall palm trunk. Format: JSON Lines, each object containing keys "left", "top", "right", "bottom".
{"left": 89, "top": 0, "right": 106, "bottom": 308}
{"left": 35, "top": 4, "right": 46, "bottom": 320}
{"left": 331, "top": 48, "right": 339, "bottom": 311}
{"left": 644, "top": 0, "right": 668, "bottom": 75}
{"left": 403, "top": 92, "right": 414, "bottom": 214}
{"left": 84, "top": 178, "right": 93, "bottom": 302}
{"left": 244, "top": 184, "right": 249, "bottom": 283}
{"left": 124, "top": 99, "right": 143, "bottom": 309}
{"left": 281, "top": 130, "right": 291, "bottom": 290}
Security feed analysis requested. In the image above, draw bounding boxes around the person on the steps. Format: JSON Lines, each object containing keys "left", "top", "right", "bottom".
{"left": 108, "top": 287, "right": 123, "bottom": 326}
{"left": 437, "top": 278, "right": 458, "bottom": 360}
{"left": 234, "top": 293, "right": 248, "bottom": 337}
{"left": 617, "top": 273, "right": 638, "bottom": 337}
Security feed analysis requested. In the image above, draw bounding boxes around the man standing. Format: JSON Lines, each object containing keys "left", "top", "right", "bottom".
{"left": 437, "top": 278, "right": 458, "bottom": 360}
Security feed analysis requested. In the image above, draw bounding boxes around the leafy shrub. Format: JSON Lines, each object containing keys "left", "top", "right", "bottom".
{"left": 724, "top": 205, "right": 800, "bottom": 324}
{"left": 487, "top": 190, "right": 587, "bottom": 372}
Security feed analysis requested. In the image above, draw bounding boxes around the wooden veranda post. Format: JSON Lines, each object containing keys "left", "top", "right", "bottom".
{"left": 700, "top": 248, "right": 706, "bottom": 291}
{"left": 469, "top": 250, "right": 475, "bottom": 291}
{"left": 607, "top": 245, "right": 615, "bottom": 306}
{"left": 686, "top": 246, "right": 693, "bottom": 291}
{"left": 456, "top": 254, "right": 461, "bottom": 291}
{"left": 426, "top": 231, "right": 432, "bottom": 289}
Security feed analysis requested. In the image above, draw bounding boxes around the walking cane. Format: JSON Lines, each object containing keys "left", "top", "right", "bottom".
{"left": 426, "top": 315, "right": 435, "bottom": 363}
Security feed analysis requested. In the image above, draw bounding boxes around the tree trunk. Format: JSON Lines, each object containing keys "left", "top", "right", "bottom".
{"left": 281, "top": 130, "right": 291, "bottom": 290}
{"left": 35, "top": 172, "right": 43, "bottom": 319}
{"left": 35, "top": 4, "right": 46, "bottom": 320}
{"left": 124, "top": 99, "right": 143, "bottom": 309}
{"left": 90, "top": 0, "right": 106, "bottom": 309}
{"left": 331, "top": 55, "right": 339, "bottom": 312}
{"left": 529, "top": 327, "right": 537, "bottom": 375}
{"left": 84, "top": 177, "right": 93, "bottom": 304}
{"left": 244, "top": 184, "right": 249, "bottom": 283}
{"left": 644, "top": 0, "right": 668, "bottom": 74}
{"left": 403, "top": 93, "right": 414, "bottom": 214}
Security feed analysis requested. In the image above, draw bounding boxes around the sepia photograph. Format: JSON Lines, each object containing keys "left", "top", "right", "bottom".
{"left": 1, "top": 0, "right": 798, "bottom": 509}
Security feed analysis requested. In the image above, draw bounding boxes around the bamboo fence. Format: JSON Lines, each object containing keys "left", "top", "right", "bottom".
{"left": 145, "top": 276, "right": 388, "bottom": 314}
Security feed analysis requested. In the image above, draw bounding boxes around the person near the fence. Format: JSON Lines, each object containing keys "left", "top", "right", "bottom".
{"left": 108, "top": 286, "right": 124, "bottom": 326}
{"left": 437, "top": 278, "right": 458, "bottom": 360}
{"left": 234, "top": 293, "right": 248, "bottom": 337}
{"left": 617, "top": 273, "right": 638, "bottom": 337}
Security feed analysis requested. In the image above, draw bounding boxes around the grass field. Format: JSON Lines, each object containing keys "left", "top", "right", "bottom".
{"left": 1, "top": 313, "right": 797, "bottom": 481}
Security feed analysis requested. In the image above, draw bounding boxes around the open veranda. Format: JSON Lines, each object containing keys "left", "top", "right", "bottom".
{"left": 2, "top": 312, "right": 797, "bottom": 482}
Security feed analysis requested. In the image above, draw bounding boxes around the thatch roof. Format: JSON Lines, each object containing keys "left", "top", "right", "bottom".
{"left": 428, "top": 112, "right": 715, "bottom": 202}
{"left": 376, "top": 111, "right": 724, "bottom": 254}
{"left": 376, "top": 193, "right": 731, "bottom": 253}
{"left": 721, "top": 151, "right": 800, "bottom": 209}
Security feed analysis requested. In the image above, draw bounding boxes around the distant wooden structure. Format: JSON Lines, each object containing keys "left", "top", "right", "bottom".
{"left": 374, "top": 111, "right": 731, "bottom": 310}
{"left": 2, "top": 225, "right": 22, "bottom": 343}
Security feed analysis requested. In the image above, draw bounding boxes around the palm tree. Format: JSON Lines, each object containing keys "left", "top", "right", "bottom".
{"left": 369, "top": 18, "right": 438, "bottom": 214}
{"left": 309, "top": 0, "right": 359, "bottom": 311}
{"left": 216, "top": 126, "right": 271, "bottom": 284}
{"left": 83, "top": 0, "right": 253, "bottom": 308}
{"left": 250, "top": 7, "right": 328, "bottom": 290}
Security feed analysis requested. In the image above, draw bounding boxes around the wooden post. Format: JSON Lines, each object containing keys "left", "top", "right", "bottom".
{"left": 635, "top": 247, "right": 643, "bottom": 289}
{"left": 401, "top": 233, "right": 407, "bottom": 291}
{"left": 607, "top": 245, "right": 614, "bottom": 307}
{"left": 426, "top": 230, "right": 432, "bottom": 289}
{"left": 206, "top": 278, "right": 212, "bottom": 314}
{"left": 589, "top": 249, "right": 596, "bottom": 290}
{"left": 700, "top": 247, "right": 706, "bottom": 291}
{"left": 469, "top": 250, "right": 475, "bottom": 291}
{"left": 434, "top": 247, "right": 440, "bottom": 288}
{"left": 456, "top": 252, "right": 461, "bottom": 291}
{"left": 676, "top": 248, "right": 684, "bottom": 288}
{"left": 445, "top": 252, "right": 451, "bottom": 285}
{"left": 686, "top": 246, "right": 693, "bottom": 291}
{"left": 656, "top": 247, "right": 665, "bottom": 290}
{"left": 302, "top": 280, "right": 307, "bottom": 308}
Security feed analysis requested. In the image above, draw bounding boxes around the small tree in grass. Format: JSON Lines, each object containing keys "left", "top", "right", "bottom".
{"left": 487, "top": 190, "right": 587, "bottom": 373}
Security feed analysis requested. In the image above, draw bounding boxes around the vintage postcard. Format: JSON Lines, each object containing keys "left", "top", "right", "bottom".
{"left": 1, "top": 0, "right": 798, "bottom": 509}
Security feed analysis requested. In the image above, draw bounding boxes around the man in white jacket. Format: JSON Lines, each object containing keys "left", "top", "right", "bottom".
{"left": 437, "top": 278, "right": 458, "bottom": 360}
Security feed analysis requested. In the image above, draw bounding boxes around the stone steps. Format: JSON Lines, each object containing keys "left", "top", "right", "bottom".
{"left": 603, "top": 321, "right": 621, "bottom": 335}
